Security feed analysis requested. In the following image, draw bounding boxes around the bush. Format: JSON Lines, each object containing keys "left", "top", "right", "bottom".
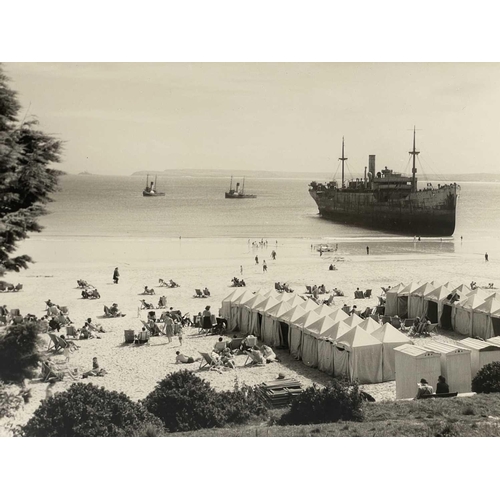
{"left": 142, "top": 371, "right": 268, "bottom": 432}
{"left": 21, "top": 383, "right": 162, "bottom": 437}
{"left": 279, "top": 379, "right": 364, "bottom": 426}
{"left": 0, "top": 322, "right": 44, "bottom": 383}
{"left": 472, "top": 362, "right": 500, "bottom": 393}
{"left": 0, "top": 381, "right": 24, "bottom": 419}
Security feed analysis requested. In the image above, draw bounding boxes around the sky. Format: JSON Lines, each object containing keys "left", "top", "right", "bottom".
{"left": 4, "top": 62, "right": 500, "bottom": 177}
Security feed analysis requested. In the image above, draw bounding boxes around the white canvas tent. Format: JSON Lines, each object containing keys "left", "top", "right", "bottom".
{"left": 457, "top": 338, "right": 500, "bottom": 377}
{"left": 289, "top": 310, "right": 321, "bottom": 359}
{"left": 313, "top": 304, "right": 335, "bottom": 317}
{"left": 423, "top": 284, "right": 452, "bottom": 325}
{"left": 371, "top": 323, "right": 412, "bottom": 381}
{"left": 239, "top": 294, "right": 266, "bottom": 334}
{"left": 328, "top": 308, "right": 349, "bottom": 324}
{"left": 408, "top": 282, "right": 436, "bottom": 319}
{"left": 394, "top": 344, "right": 441, "bottom": 399}
{"left": 249, "top": 296, "right": 279, "bottom": 337}
{"left": 220, "top": 288, "right": 246, "bottom": 319}
{"left": 301, "top": 315, "right": 338, "bottom": 368}
{"left": 229, "top": 290, "right": 255, "bottom": 330}
{"left": 471, "top": 297, "right": 500, "bottom": 340}
{"left": 451, "top": 294, "right": 486, "bottom": 336}
{"left": 357, "top": 317, "right": 381, "bottom": 334}
{"left": 261, "top": 301, "right": 292, "bottom": 346}
{"left": 384, "top": 283, "right": 404, "bottom": 316}
{"left": 342, "top": 314, "right": 363, "bottom": 330}
{"left": 421, "top": 341, "right": 472, "bottom": 393}
{"left": 317, "top": 320, "right": 352, "bottom": 375}
{"left": 276, "top": 304, "right": 306, "bottom": 350}
{"left": 333, "top": 326, "right": 383, "bottom": 384}
{"left": 397, "top": 282, "right": 421, "bottom": 318}
{"left": 286, "top": 295, "right": 305, "bottom": 307}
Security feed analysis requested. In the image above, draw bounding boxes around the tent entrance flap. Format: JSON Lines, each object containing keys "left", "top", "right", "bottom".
{"left": 397, "top": 296, "right": 408, "bottom": 319}
{"left": 440, "top": 304, "right": 452, "bottom": 330}
{"left": 492, "top": 317, "right": 500, "bottom": 336}
{"left": 427, "top": 301, "right": 438, "bottom": 323}
{"left": 279, "top": 321, "right": 289, "bottom": 349}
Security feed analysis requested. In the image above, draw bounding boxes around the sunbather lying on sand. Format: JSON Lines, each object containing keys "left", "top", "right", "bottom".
{"left": 247, "top": 346, "right": 266, "bottom": 365}
{"left": 175, "top": 351, "right": 200, "bottom": 364}
{"left": 82, "top": 357, "right": 108, "bottom": 377}
{"left": 260, "top": 344, "right": 278, "bottom": 363}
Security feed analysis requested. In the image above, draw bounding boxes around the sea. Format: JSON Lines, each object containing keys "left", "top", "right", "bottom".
{"left": 18, "top": 174, "right": 500, "bottom": 265}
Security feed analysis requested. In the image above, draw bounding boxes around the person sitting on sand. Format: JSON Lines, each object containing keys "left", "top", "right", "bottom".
{"left": 109, "top": 303, "right": 125, "bottom": 317}
{"left": 436, "top": 375, "right": 450, "bottom": 394}
{"left": 83, "top": 357, "right": 107, "bottom": 378}
{"left": 203, "top": 287, "right": 211, "bottom": 297}
{"left": 169, "top": 279, "right": 179, "bottom": 288}
{"left": 85, "top": 318, "right": 105, "bottom": 333}
{"left": 136, "top": 327, "right": 150, "bottom": 344}
{"left": 175, "top": 351, "right": 198, "bottom": 364}
{"left": 260, "top": 344, "right": 277, "bottom": 363}
{"left": 415, "top": 378, "right": 434, "bottom": 399}
{"left": 220, "top": 347, "right": 235, "bottom": 369}
{"left": 48, "top": 317, "right": 61, "bottom": 332}
{"left": 247, "top": 346, "right": 266, "bottom": 365}
{"left": 240, "top": 334, "right": 256, "bottom": 352}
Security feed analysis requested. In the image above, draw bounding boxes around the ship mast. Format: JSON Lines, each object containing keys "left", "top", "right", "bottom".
{"left": 229, "top": 176, "right": 233, "bottom": 191}
{"left": 339, "top": 137, "right": 347, "bottom": 188}
{"left": 409, "top": 126, "right": 419, "bottom": 193}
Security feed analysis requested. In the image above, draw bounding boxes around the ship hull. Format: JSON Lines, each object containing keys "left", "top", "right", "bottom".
{"left": 143, "top": 191, "right": 165, "bottom": 197}
{"left": 310, "top": 186, "right": 457, "bottom": 236}
{"left": 225, "top": 193, "right": 257, "bottom": 199}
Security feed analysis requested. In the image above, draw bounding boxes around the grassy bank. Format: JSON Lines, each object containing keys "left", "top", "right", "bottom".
{"left": 173, "top": 394, "right": 500, "bottom": 437}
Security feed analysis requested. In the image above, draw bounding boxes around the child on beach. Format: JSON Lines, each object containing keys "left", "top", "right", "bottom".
{"left": 176, "top": 323, "right": 183, "bottom": 346}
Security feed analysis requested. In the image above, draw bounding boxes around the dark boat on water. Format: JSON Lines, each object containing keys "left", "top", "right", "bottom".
{"left": 309, "top": 130, "right": 460, "bottom": 236}
{"left": 225, "top": 176, "right": 257, "bottom": 199}
{"left": 143, "top": 175, "right": 165, "bottom": 197}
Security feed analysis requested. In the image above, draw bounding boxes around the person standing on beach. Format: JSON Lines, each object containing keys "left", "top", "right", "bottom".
{"left": 240, "top": 265, "right": 243, "bottom": 275}
{"left": 255, "top": 255, "right": 259, "bottom": 265}
{"left": 263, "top": 261, "right": 267, "bottom": 273}
{"left": 164, "top": 316, "right": 174, "bottom": 343}
{"left": 113, "top": 267, "right": 120, "bottom": 284}
{"left": 366, "top": 246, "right": 370, "bottom": 255}
{"left": 485, "top": 252, "right": 489, "bottom": 262}
{"left": 271, "top": 250, "right": 276, "bottom": 260}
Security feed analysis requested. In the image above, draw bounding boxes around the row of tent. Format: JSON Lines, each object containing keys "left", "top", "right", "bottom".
{"left": 385, "top": 281, "right": 500, "bottom": 339}
{"left": 220, "top": 288, "right": 413, "bottom": 384}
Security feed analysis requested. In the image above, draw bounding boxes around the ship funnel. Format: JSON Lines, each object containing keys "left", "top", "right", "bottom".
{"left": 369, "top": 155, "right": 376, "bottom": 179}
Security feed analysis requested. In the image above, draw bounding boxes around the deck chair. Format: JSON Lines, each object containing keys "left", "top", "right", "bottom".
{"left": 104, "top": 305, "right": 113, "bottom": 317}
{"left": 0, "top": 315, "right": 7, "bottom": 325}
{"left": 378, "top": 296, "right": 386, "bottom": 306}
{"left": 228, "top": 338, "right": 244, "bottom": 350}
{"left": 194, "top": 289, "right": 206, "bottom": 298}
{"left": 381, "top": 315, "right": 391, "bottom": 324}
{"left": 199, "top": 352, "right": 221, "bottom": 370}
{"left": 47, "top": 332, "right": 63, "bottom": 352}
{"left": 158, "top": 296, "right": 167, "bottom": 308}
{"left": 58, "top": 336, "right": 78, "bottom": 352}
{"left": 370, "top": 314, "right": 380, "bottom": 323}
{"left": 404, "top": 319, "right": 415, "bottom": 328}
{"left": 214, "top": 341, "right": 227, "bottom": 352}
{"left": 306, "top": 285, "right": 313, "bottom": 294}
{"left": 362, "top": 307, "right": 372, "bottom": 318}
{"left": 48, "top": 306, "right": 60, "bottom": 316}
{"left": 59, "top": 306, "right": 69, "bottom": 315}
{"left": 41, "top": 361, "right": 65, "bottom": 382}
{"left": 66, "top": 326, "right": 78, "bottom": 338}
{"left": 13, "top": 284, "right": 23, "bottom": 292}
{"left": 390, "top": 317, "right": 402, "bottom": 329}
{"left": 324, "top": 294, "right": 335, "bottom": 306}
{"left": 364, "top": 289, "right": 372, "bottom": 298}
{"left": 342, "top": 306, "right": 350, "bottom": 314}
{"left": 12, "top": 315, "right": 24, "bottom": 324}
{"left": 354, "top": 290, "right": 365, "bottom": 299}
{"left": 10, "top": 308, "right": 21, "bottom": 317}
{"left": 425, "top": 323, "right": 438, "bottom": 334}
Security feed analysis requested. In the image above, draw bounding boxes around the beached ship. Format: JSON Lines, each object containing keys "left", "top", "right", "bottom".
{"left": 143, "top": 175, "right": 165, "bottom": 197}
{"left": 309, "top": 130, "right": 459, "bottom": 236}
{"left": 225, "top": 177, "right": 257, "bottom": 199}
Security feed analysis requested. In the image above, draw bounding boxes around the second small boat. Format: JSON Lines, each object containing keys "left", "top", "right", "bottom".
{"left": 143, "top": 175, "right": 165, "bottom": 197}
{"left": 225, "top": 176, "right": 257, "bottom": 199}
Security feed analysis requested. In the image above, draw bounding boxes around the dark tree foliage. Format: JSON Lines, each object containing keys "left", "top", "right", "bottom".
{"left": 0, "top": 321, "right": 44, "bottom": 383}
{"left": 142, "top": 370, "right": 268, "bottom": 432}
{"left": 22, "top": 383, "right": 163, "bottom": 437}
{"left": 279, "top": 378, "right": 364, "bottom": 426}
{"left": 0, "top": 65, "right": 63, "bottom": 277}
{"left": 472, "top": 361, "right": 500, "bottom": 394}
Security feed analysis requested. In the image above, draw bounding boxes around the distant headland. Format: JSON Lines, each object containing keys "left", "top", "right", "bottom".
{"left": 78, "top": 171, "right": 92, "bottom": 175}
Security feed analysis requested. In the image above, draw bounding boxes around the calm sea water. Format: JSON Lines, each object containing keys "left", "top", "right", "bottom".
{"left": 34, "top": 174, "right": 498, "bottom": 243}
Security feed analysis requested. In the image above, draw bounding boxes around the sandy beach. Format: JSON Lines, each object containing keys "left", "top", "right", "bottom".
{"left": 1, "top": 235, "right": 499, "bottom": 434}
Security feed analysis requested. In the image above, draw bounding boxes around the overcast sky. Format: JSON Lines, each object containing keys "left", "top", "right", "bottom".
{"left": 4, "top": 62, "right": 500, "bottom": 177}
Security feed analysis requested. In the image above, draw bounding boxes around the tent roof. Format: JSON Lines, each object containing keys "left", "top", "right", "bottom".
{"left": 399, "top": 282, "right": 422, "bottom": 296}
{"left": 393, "top": 344, "right": 440, "bottom": 358}
{"left": 328, "top": 309, "right": 349, "bottom": 323}
{"left": 321, "top": 320, "right": 351, "bottom": 341}
{"left": 231, "top": 290, "right": 256, "bottom": 305}
{"left": 304, "top": 315, "right": 337, "bottom": 337}
{"left": 420, "top": 340, "right": 470, "bottom": 355}
{"left": 452, "top": 284, "right": 471, "bottom": 294}
{"left": 265, "top": 301, "right": 292, "bottom": 318}
{"left": 343, "top": 314, "right": 363, "bottom": 328}
{"left": 336, "top": 326, "right": 382, "bottom": 349}
{"left": 221, "top": 288, "right": 246, "bottom": 304}
{"left": 357, "top": 317, "right": 381, "bottom": 333}
{"left": 314, "top": 304, "right": 335, "bottom": 317}
{"left": 277, "top": 304, "right": 305, "bottom": 322}
{"left": 371, "top": 323, "right": 412, "bottom": 344}
{"left": 291, "top": 310, "right": 321, "bottom": 328}
{"left": 240, "top": 293, "right": 266, "bottom": 308}
{"left": 412, "top": 282, "right": 437, "bottom": 297}
{"left": 254, "top": 296, "right": 279, "bottom": 312}
{"left": 253, "top": 288, "right": 273, "bottom": 297}
{"left": 475, "top": 297, "right": 500, "bottom": 314}
{"left": 457, "top": 338, "right": 500, "bottom": 352}
{"left": 386, "top": 283, "right": 405, "bottom": 295}
{"left": 424, "top": 284, "right": 452, "bottom": 302}
{"left": 466, "top": 288, "right": 495, "bottom": 300}
{"left": 455, "top": 294, "right": 489, "bottom": 310}
{"left": 286, "top": 295, "right": 305, "bottom": 308}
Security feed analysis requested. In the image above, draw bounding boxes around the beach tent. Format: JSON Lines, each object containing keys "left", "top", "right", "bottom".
{"left": 408, "top": 282, "right": 436, "bottom": 319}
{"left": 249, "top": 296, "right": 279, "bottom": 337}
{"left": 328, "top": 308, "right": 349, "bottom": 324}
{"left": 289, "top": 310, "right": 321, "bottom": 359}
{"left": 371, "top": 323, "right": 412, "bottom": 381}
{"left": 423, "top": 284, "right": 452, "bottom": 325}
{"left": 357, "top": 317, "right": 381, "bottom": 334}
{"left": 276, "top": 304, "right": 306, "bottom": 350}
{"left": 394, "top": 344, "right": 441, "bottom": 399}
{"left": 452, "top": 284, "right": 471, "bottom": 298}
{"left": 317, "top": 320, "right": 352, "bottom": 375}
{"left": 397, "top": 282, "right": 421, "bottom": 318}
{"left": 253, "top": 288, "right": 274, "bottom": 298}
{"left": 420, "top": 341, "right": 472, "bottom": 393}
{"left": 471, "top": 297, "right": 500, "bottom": 340}
{"left": 301, "top": 315, "right": 337, "bottom": 368}
{"left": 314, "top": 304, "right": 335, "bottom": 317}
{"left": 451, "top": 294, "right": 486, "bottom": 336}
{"left": 342, "top": 314, "right": 363, "bottom": 330}
{"left": 385, "top": 283, "right": 405, "bottom": 316}
{"left": 286, "top": 295, "right": 305, "bottom": 308}
{"left": 239, "top": 294, "right": 266, "bottom": 334}
{"left": 229, "top": 290, "right": 255, "bottom": 330}
{"left": 302, "top": 299, "right": 320, "bottom": 312}
{"left": 220, "top": 288, "right": 246, "bottom": 319}
{"left": 333, "top": 326, "right": 383, "bottom": 384}
{"left": 457, "top": 338, "right": 500, "bottom": 377}
{"left": 261, "top": 301, "right": 291, "bottom": 346}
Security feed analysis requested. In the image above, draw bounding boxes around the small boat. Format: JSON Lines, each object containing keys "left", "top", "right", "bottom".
{"left": 225, "top": 176, "right": 257, "bottom": 199}
{"left": 143, "top": 175, "right": 165, "bottom": 197}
